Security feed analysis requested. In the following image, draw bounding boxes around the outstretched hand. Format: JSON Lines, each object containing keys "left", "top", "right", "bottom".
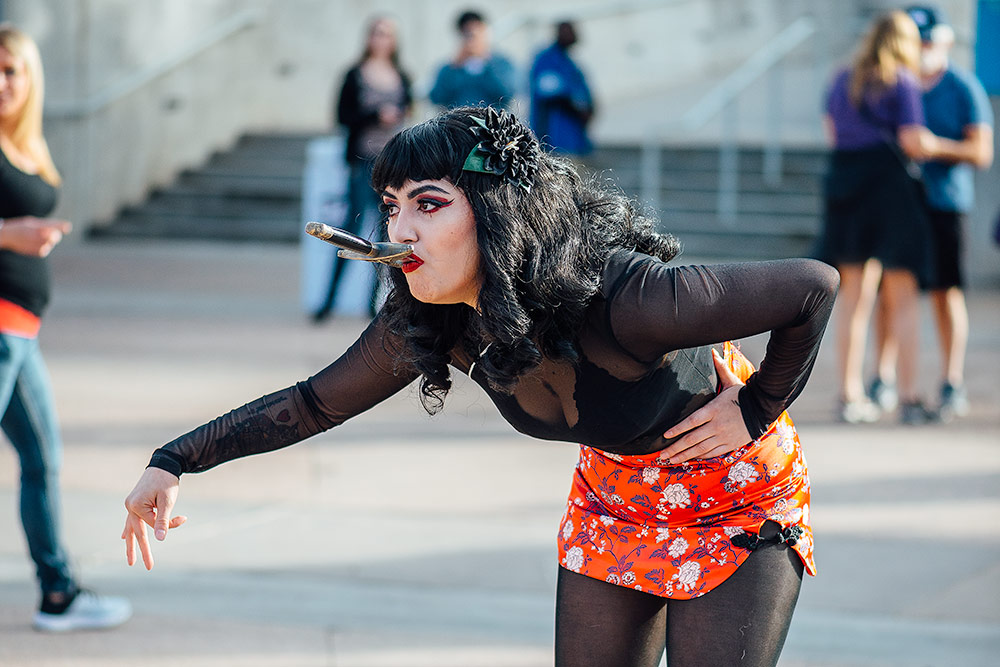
{"left": 659, "top": 348, "right": 752, "bottom": 464}
{"left": 122, "top": 467, "right": 187, "bottom": 570}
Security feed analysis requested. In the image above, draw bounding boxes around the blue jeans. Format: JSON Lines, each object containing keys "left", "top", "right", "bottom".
{"left": 0, "top": 333, "right": 74, "bottom": 595}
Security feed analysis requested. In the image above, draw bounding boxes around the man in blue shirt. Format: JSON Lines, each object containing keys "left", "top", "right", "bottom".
{"left": 529, "top": 21, "right": 595, "bottom": 156}
{"left": 429, "top": 10, "right": 517, "bottom": 110}
{"left": 869, "top": 6, "right": 994, "bottom": 422}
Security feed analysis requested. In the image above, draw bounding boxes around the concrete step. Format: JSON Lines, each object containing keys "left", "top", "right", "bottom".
{"left": 202, "top": 153, "right": 309, "bottom": 178}
{"left": 657, "top": 211, "right": 819, "bottom": 235}
{"left": 658, "top": 191, "right": 820, "bottom": 215}
{"left": 604, "top": 169, "right": 823, "bottom": 195}
{"left": 90, "top": 212, "right": 301, "bottom": 243}
{"left": 173, "top": 171, "right": 303, "bottom": 198}
{"left": 670, "top": 232, "right": 815, "bottom": 260}
{"left": 135, "top": 191, "right": 302, "bottom": 219}
{"left": 232, "top": 132, "right": 316, "bottom": 156}
{"left": 588, "top": 146, "right": 828, "bottom": 175}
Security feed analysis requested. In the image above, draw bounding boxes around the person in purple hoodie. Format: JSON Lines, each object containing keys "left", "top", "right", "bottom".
{"left": 813, "top": 11, "right": 938, "bottom": 425}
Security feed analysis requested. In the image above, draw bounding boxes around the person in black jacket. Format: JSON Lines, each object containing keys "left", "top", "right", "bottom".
{"left": 313, "top": 16, "right": 412, "bottom": 322}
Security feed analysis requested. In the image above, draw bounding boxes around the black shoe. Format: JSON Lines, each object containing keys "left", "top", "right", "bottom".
{"left": 34, "top": 588, "right": 132, "bottom": 632}
{"left": 900, "top": 401, "right": 938, "bottom": 425}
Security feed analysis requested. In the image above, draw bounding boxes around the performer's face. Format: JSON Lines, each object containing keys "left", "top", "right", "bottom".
{"left": 382, "top": 179, "right": 482, "bottom": 308}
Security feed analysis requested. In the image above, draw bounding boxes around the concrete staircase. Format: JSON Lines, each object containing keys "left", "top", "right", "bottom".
{"left": 89, "top": 134, "right": 314, "bottom": 244}
{"left": 586, "top": 145, "right": 827, "bottom": 260}
{"left": 91, "top": 134, "right": 827, "bottom": 260}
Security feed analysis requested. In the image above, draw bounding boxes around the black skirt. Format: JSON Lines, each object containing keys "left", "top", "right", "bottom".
{"left": 812, "top": 145, "right": 934, "bottom": 285}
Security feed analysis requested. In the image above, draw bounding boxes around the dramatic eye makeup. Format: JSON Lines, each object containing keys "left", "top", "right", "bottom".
{"left": 415, "top": 196, "right": 454, "bottom": 212}
{"left": 378, "top": 198, "right": 399, "bottom": 219}
{"left": 380, "top": 183, "right": 456, "bottom": 217}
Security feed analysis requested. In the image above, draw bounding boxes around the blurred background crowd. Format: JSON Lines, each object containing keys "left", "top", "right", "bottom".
{"left": 0, "top": 1, "right": 998, "bottom": 662}
{"left": 2, "top": 0, "right": 996, "bottom": 286}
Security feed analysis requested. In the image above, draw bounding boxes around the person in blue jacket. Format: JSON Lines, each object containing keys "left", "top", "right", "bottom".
{"left": 529, "top": 21, "right": 595, "bottom": 156}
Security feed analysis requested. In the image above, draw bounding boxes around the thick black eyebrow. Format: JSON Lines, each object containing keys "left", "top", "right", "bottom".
{"left": 381, "top": 184, "right": 452, "bottom": 200}
{"left": 407, "top": 184, "right": 452, "bottom": 199}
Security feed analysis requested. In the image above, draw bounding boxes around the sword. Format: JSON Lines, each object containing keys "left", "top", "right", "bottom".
{"left": 304, "top": 222, "right": 413, "bottom": 267}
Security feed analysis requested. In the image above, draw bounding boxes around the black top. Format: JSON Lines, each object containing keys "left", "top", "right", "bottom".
{"left": 0, "top": 148, "right": 58, "bottom": 316}
{"left": 149, "top": 251, "right": 838, "bottom": 477}
{"left": 336, "top": 64, "right": 412, "bottom": 165}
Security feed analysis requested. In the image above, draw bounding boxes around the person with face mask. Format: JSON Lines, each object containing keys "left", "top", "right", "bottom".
{"left": 866, "top": 6, "right": 994, "bottom": 422}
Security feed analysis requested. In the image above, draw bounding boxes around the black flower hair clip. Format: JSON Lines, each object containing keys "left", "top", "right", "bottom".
{"left": 462, "top": 107, "right": 539, "bottom": 192}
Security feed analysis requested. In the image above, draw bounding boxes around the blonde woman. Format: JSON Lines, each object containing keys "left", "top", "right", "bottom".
{"left": 813, "top": 11, "right": 937, "bottom": 424}
{"left": 0, "top": 23, "right": 131, "bottom": 631}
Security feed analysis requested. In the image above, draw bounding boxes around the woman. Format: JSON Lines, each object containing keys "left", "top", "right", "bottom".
{"left": 0, "top": 24, "right": 131, "bottom": 631}
{"left": 814, "top": 11, "right": 936, "bottom": 424}
{"left": 313, "top": 16, "right": 412, "bottom": 321}
{"left": 124, "top": 106, "right": 838, "bottom": 666}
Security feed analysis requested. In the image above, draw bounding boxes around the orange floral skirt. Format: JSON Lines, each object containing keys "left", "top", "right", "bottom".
{"left": 556, "top": 342, "right": 816, "bottom": 599}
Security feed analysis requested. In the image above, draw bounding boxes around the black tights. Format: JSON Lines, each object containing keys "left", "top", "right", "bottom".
{"left": 554, "top": 524, "right": 804, "bottom": 667}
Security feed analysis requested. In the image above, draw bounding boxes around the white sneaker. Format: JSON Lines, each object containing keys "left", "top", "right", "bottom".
{"left": 839, "top": 399, "right": 881, "bottom": 424}
{"left": 33, "top": 590, "right": 132, "bottom": 632}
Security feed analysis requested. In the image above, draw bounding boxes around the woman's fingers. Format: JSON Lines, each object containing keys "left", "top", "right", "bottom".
{"left": 693, "top": 444, "right": 733, "bottom": 460}
{"left": 122, "top": 467, "right": 183, "bottom": 570}
{"left": 666, "top": 435, "right": 719, "bottom": 464}
{"left": 135, "top": 515, "right": 154, "bottom": 571}
{"left": 122, "top": 512, "right": 153, "bottom": 570}
{"left": 661, "top": 407, "right": 710, "bottom": 441}
{"left": 663, "top": 348, "right": 743, "bottom": 441}
{"left": 122, "top": 519, "right": 136, "bottom": 567}
{"left": 659, "top": 347, "right": 752, "bottom": 464}
{"left": 713, "top": 348, "right": 743, "bottom": 388}
{"left": 152, "top": 489, "right": 175, "bottom": 542}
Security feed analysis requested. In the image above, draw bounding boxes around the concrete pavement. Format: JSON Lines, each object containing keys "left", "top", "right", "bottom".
{"left": 0, "top": 239, "right": 998, "bottom": 666}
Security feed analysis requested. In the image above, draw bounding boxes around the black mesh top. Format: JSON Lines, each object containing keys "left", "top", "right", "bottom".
{"left": 149, "top": 251, "right": 839, "bottom": 477}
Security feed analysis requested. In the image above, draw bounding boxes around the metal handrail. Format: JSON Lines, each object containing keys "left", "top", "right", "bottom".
{"left": 639, "top": 15, "right": 817, "bottom": 219}
{"left": 44, "top": 8, "right": 263, "bottom": 119}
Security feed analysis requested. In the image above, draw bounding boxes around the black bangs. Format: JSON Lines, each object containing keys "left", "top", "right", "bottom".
{"left": 371, "top": 116, "right": 474, "bottom": 192}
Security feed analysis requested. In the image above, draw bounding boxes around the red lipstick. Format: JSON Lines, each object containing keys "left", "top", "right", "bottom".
{"left": 401, "top": 254, "right": 424, "bottom": 274}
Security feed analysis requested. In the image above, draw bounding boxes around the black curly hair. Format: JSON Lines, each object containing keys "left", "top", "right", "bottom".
{"left": 371, "top": 106, "right": 680, "bottom": 414}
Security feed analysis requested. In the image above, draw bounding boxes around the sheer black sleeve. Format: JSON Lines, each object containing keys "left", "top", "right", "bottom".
{"left": 148, "top": 316, "right": 419, "bottom": 477}
{"left": 606, "top": 255, "right": 839, "bottom": 437}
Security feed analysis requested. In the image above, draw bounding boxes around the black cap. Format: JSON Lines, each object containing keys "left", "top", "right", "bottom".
{"left": 906, "top": 5, "right": 949, "bottom": 42}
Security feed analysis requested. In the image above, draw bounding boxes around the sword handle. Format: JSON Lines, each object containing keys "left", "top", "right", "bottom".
{"left": 305, "top": 222, "right": 375, "bottom": 256}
